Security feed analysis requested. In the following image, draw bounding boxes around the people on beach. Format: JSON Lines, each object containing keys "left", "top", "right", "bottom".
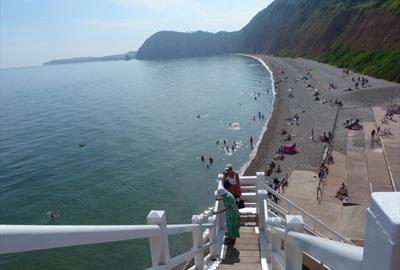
{"left": 371, "top": 129, "right": 376, "bottom": 139}
{"left": 335, "top": 182, "right": 349, "bottom": 201}
{"left": 212, "top": 186, "right": 240, "bottom": 245}
{"left": 288, "top": 87, "right": 294, "bottom": 98}
{"left": 281, "top": 174, "right": 289, "bottom": 192}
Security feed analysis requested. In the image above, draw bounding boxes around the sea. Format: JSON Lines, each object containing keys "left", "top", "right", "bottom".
{"left": 0, "top": 55, "right": 273, "bottom": 269}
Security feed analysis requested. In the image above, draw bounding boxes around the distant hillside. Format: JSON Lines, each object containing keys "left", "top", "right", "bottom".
{"left": 43, "top": 51, "right": 136, "bottom": 65}
{"left": 137, "top": 0, "right": 400, "bottom": 82}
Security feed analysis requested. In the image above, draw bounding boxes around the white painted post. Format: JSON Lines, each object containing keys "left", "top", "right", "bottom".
{"left": 270, "top": 228, "right": 281, "bottom": 267}
{"left": 256, "top": 172, "right": 265, "bottom": 193}
{"left": 147, "top": 211, "right": 170, "bottom": 268}
{"left": 361, "top": 192, "right": 400, "bottom": 270}
{"left": 258, "top": 190, "right": 268, "bottom": 230}
{"left": 217, "top": 200, "right": 226, "bottom": 231}
{"left": 192, "top": 215, "right": 204, "bottom": 270}
{"left": 285, "top": 215, "right": 304, "bottom": 270}
{"left": 208, "top": 216, "right": 217, "bottom": 260}
{"left": 256, "top": 172, "right": 265, "bottom": 214}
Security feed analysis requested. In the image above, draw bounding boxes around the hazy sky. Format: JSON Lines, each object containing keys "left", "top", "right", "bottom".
{"left": 0, "top": 0, "right": 273, "bottom": 68}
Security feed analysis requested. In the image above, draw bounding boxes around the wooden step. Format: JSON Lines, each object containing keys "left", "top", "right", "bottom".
{"left": 218, "top": 263, "right": 262, "bottom": 270}
{"left": 241, "top": 185, "right": 256, "bottom": 192}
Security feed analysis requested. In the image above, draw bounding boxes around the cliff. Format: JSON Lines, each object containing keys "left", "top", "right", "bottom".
{"left": 137, "top": 0, "right": 400, "bottom": 82}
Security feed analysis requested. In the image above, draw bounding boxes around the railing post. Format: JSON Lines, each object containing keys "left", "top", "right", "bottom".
{"left": 256, "top": 172, "right": 265, "bottom": 214}
{"left": 361, "top": 192, "right": 400, "bottom": 270}
{"left": 216, "top": 201, "right": 226, "bottom": 231}
{"left": 270, "top": 228, "right": 281, "bottom": 266}
{"left": 192, "top": 215, "right": 204, "bottom": 270}
{"left": 208, "top": 216, "right": 217, "bottom": 260}
{"left": 285, "top": 215, "right": 304, "bottom": 270}
{"left": 258, "top": 189, "right": 268, "bottom": 230}
{"left": 147, "top": 210, "right": 170, "bottom": 268}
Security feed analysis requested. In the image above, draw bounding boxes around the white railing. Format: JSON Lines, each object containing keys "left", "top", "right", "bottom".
{"left": 0, "top": 211, "right": 219, "bottom": 270}
{"left": 219, "top": 172, "right": 353, "bottom": 244}
{"left": 1, "top": 174, "right": 399, "bottom": 270}
{"left": 264, "top": 184, "right": 353, "bottom": 244}
{"left": 0, "top": 183, "right": 227, "bottom": 270}
{"left": 258, "top": 190, "right": 400, "bottom": 270}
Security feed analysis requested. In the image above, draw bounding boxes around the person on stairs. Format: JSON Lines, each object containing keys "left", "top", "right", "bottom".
{"left": 212, "top": 184, "right": 240, "bottom": 245}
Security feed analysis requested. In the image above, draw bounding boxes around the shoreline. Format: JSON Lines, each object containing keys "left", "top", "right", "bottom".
{"left": 243, "top": 55, "right": 399, "bottom": 178}
{"left": 236, "top": 54, "right": 277, "bottom": 175}
{"left": 240, "top": 54, "right": 399, "bottom": 239}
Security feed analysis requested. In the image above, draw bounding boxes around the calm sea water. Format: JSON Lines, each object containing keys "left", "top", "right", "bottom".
{"left": 0, "top": 55, "right": 273, "bottom": 269}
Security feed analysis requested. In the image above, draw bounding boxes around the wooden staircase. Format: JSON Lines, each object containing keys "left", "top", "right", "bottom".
{"left": 218, "top": 222, "right": 262, "bottom": 270}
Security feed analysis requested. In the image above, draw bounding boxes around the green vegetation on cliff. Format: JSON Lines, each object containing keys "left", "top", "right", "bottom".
{"left": 320, "top": 47, "right": 400, "bottom": 82}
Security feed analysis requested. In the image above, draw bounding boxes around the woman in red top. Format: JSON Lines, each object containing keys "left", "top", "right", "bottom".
{"left": 222, "top": 164, "right": 242, "bottom": 199}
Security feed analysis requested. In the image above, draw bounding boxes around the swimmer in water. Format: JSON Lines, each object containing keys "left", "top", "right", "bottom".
{"left": 216, "top": 140, "right": 219, "bottom": 146}
{"left": 223, "top": 139, "right": 227, "bottom": 145}
{"left": 197, "top": 115, "right": 200, "bottom": 119}
{"left": 201, "top": 155, "right": 205, "bottom": 162}
{"left": 209, "top": 157, "right": 214, "bottom": 165}
{"left": 231, "top": 145, "right": 235, "bottom": 151}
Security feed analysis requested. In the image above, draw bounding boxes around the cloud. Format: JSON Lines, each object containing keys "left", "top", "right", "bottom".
{"left": 0, "top": 27, "right": 28, "bottom": 35}
{"left": 69, "top": 18, "right": 153, "bottom": 30}
{"left": 110, "top": 0, "right": 200, "bottom": 12}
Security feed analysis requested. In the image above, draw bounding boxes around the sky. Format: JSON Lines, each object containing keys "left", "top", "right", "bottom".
{"left": 0, "top": 0, "right": 274, "bottom": 68}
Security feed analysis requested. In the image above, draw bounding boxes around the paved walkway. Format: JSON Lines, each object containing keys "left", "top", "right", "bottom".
{"left": 372, "top": 107, "right": 400, "bottom": 191}
{"left": 363, "top": 121, "right": 393, "bottom": 192}
{"left": 283, "top": 170, "right": 366, "bottom": 240}
{"left": 344, "top": 129, "right": 370, "bottom": 206}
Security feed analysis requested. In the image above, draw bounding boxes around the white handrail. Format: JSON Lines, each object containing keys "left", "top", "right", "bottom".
{"left": 0, "top": 223, "right": 214, "bottom": 255}
{"left": 268, "top": 226, "right": 363, "bottom": 270}
{"left": 286, "top": 230, "right": 363, "bottom": 270}
{"left": 259, "top": 191, "right": 400, "bottom": 270}
{"left": 265, "top": 185, "right": 353, "bottom": 244}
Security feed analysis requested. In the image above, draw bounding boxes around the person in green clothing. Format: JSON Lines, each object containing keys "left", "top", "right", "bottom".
{"left": 212, "top": 187, "right": 240, "bottom": 245}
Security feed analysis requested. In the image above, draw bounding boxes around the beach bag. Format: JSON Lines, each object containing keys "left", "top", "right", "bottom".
{"left": 223, "top": 180, "right": 231, "bottom": 189}
{"left": 236, "top": 197, "right": 245, "bottom": 209}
